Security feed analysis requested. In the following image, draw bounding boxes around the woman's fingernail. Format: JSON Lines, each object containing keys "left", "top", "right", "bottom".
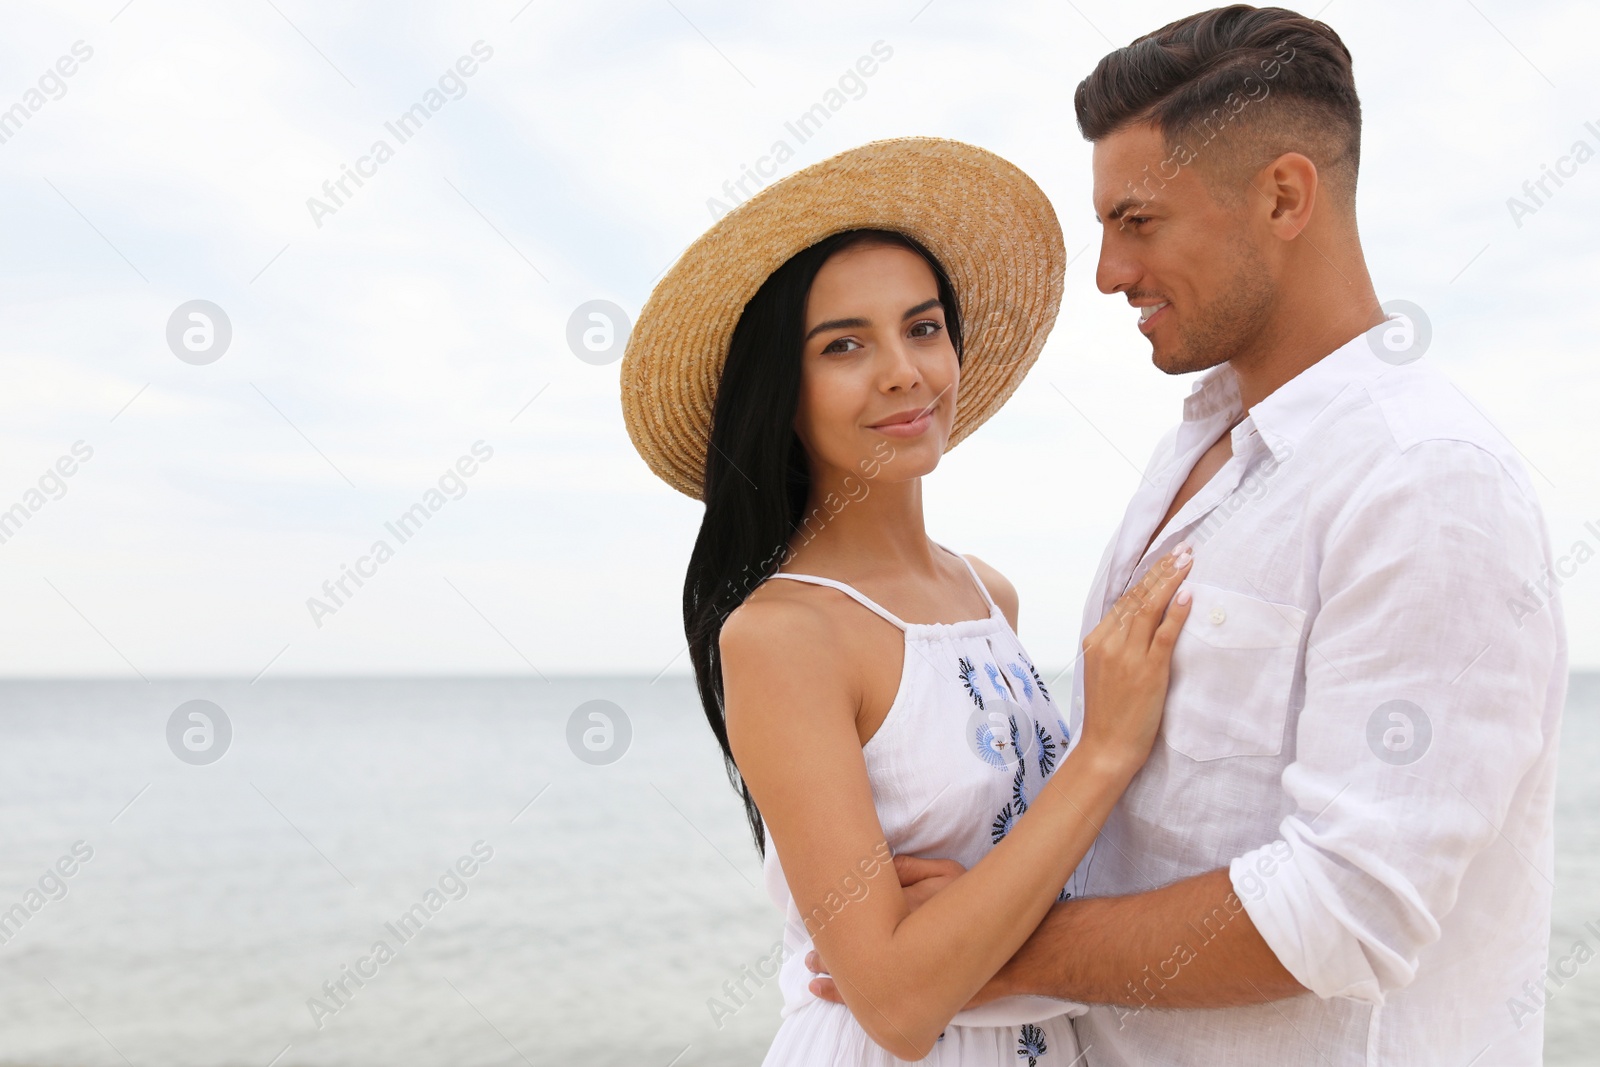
{"left": 1174, "top": 550, "right": 1192, "bottom": 568}
{"left": 1176, "top": 589, "right": 1192, "bottom": 605}
{"left": 1174, "top": 541, "right": 1191, "bottom": 554}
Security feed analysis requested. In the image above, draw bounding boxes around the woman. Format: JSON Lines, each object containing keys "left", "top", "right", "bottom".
{"left": 621, "top": 139, "right": 1191, "bottom": 1064}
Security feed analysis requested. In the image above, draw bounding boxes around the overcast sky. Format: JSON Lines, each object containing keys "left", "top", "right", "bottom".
{"left": 0, "top": 0, "right": 1595, "bottom": 677}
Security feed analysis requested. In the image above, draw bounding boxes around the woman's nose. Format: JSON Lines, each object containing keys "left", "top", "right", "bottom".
{"left": 878, "top": 338, "right": 921, "bottom": 391}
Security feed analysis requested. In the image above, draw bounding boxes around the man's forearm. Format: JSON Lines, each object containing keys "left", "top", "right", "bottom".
{"left": 994, "top": 867, "right": 1308, "bottom": 1009}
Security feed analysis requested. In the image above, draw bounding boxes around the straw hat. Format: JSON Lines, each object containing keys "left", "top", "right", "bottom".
{"left": 620, "top": 136, "right": 1065, "bottom": 500}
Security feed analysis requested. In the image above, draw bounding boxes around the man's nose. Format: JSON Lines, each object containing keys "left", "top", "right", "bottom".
{"left": 1095, "top": 231, "right": 1138, "bottom": 295}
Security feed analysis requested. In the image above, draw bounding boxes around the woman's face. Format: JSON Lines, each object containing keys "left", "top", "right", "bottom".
{"left": 793, "top": 242, "right": 959, "bottom": 488}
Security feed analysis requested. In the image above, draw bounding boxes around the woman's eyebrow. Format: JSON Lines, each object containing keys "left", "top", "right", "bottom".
{"left": 804, "top": 316, "right": 868, "bottom": 341}
{"left": 803, "top": 299, "right": 943, "bottom": 343}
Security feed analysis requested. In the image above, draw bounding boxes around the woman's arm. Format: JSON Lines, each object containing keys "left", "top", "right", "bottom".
{"left": 721, "top": 549, "right": 1192, "bottom": 1060}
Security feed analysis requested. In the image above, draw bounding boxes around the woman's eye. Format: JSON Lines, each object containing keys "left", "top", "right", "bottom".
{"left": 909, "top": 320, "right": 943, "bottom": 338}
{"left": 822, "top": 337, "right": 861, "bottom": 354}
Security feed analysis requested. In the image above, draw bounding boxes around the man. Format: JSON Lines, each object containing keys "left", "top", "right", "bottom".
{"left": 806, "top": 6, "right": 1567, "bottom": 1063}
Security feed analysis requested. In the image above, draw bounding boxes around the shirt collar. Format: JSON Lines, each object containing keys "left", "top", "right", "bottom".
{"left": 1179, "top": 318, "right": 1398, "bottom": 462}
{"left": 1175, "top": 362, "right": 1243, "bottom": 458}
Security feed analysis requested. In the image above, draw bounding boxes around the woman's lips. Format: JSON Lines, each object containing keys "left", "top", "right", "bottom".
{"left": 870, "top": 409, "right": 935, "bottom": 437}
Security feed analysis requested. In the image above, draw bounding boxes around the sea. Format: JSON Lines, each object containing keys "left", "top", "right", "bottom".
{"left": 0, "top": 673, "right": 1594, "bottom": 1066}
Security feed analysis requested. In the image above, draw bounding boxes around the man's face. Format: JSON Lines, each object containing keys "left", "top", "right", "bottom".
{"left": 1092, "top": 123, "right": 1276, "bottom": 376}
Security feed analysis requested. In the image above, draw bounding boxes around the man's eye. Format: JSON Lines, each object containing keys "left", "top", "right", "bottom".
{"left": 1126, "top": 216, "right": 1150, "bottom": 227}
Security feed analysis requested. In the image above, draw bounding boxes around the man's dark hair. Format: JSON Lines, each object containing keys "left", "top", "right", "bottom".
{"left": 1075, "top": 5, "right": 1362, "bottom": 207}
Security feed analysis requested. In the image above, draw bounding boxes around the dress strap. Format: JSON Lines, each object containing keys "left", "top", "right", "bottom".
{"left": 764, "top": 573, "right": 909, "bottom": 631}
{"left": 935, "top": 542, "right": 1002, "bottom": 618}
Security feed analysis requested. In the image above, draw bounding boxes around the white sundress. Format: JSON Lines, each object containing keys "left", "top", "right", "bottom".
{"left": 757, "top": 545, "right": 1088, "bottom": 1066}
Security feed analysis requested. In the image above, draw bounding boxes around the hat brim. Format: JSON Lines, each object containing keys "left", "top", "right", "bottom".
{"left": 621, "top": 136, "right": 1066, "bottom": 500}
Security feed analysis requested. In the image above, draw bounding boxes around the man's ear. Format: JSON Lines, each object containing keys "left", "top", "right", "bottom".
{"left": 1252, "top": 152, "right": 1319, "bottom": 241}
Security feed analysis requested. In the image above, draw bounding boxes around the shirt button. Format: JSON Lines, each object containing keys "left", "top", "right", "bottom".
{"left": 1210, "top": 607, "right": 1227, "bottom": 626}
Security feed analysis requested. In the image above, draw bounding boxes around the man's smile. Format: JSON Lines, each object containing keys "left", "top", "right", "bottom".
{"left": 1136, "top": 300, "right": 1171, "bottom": 333}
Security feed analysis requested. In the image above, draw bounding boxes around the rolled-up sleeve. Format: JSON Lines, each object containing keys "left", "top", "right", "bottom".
{"left": 1229, "top": 439, "right": 1561, "bottom": 1003}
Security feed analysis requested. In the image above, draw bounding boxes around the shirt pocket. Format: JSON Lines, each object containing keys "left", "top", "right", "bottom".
{"left": 1160, "top": 581, "right": 1307, "bottom": 762}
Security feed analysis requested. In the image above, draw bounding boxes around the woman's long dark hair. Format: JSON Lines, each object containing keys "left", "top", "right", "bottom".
{"left": 684, "top": 228, "right": 964, "bottom": 857}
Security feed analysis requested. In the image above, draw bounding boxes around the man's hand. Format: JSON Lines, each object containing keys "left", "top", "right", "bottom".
{"left": 806, "top": 855, "right": 966, "bottom": 1003}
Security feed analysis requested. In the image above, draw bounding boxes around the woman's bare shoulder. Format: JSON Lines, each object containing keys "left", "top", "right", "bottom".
{"left": 719, "top": 580, "right": 860, "bottom": 759}
{"left": 719, "top": 579, "right": 845, "bottom": 672}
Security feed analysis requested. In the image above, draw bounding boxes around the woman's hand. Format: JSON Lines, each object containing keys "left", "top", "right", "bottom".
{"left": 1077, "top": 543, "right": 1193, "bottom": 770}
{"left": 895, "top": 855, "right": 966, "bottom": 914}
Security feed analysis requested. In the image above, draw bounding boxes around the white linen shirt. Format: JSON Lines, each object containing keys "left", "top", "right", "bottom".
{"left": 1067, "top": 320, "right": 1568, "bottom": 1066}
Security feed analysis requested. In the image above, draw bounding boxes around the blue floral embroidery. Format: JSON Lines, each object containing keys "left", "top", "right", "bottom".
{"left": 1007, "top": 661, "right": 1034, "bottom": 702}
{"left": 1018, "top": 1023, "right": 1048, "bottom": 1065}
{"left": 958, "top": 657, "right": 985, "bottom": 711}
{"left": 984, "top": 661, "right": 1010, "bottom": 699}
{"left": 1035, "top": 721, "right": 1057, "bottom": 778}
{"left": 1008, "top": 715, "right": 1030, "bottom": 820}
{"left": 1057, "top": 885, "right": 1073, "bottom": 902}
{"left": 990, "top": 801, "right": 1016, "bottom": 844}
{"left": 1056, "top": 716, "right": 1071, "bottom": 750}
{"left": 1020, "top": 654, "right": 1052, "bottom": 703}
{"left": 974, "top": 720, "right": 1009, "bottom": 768}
